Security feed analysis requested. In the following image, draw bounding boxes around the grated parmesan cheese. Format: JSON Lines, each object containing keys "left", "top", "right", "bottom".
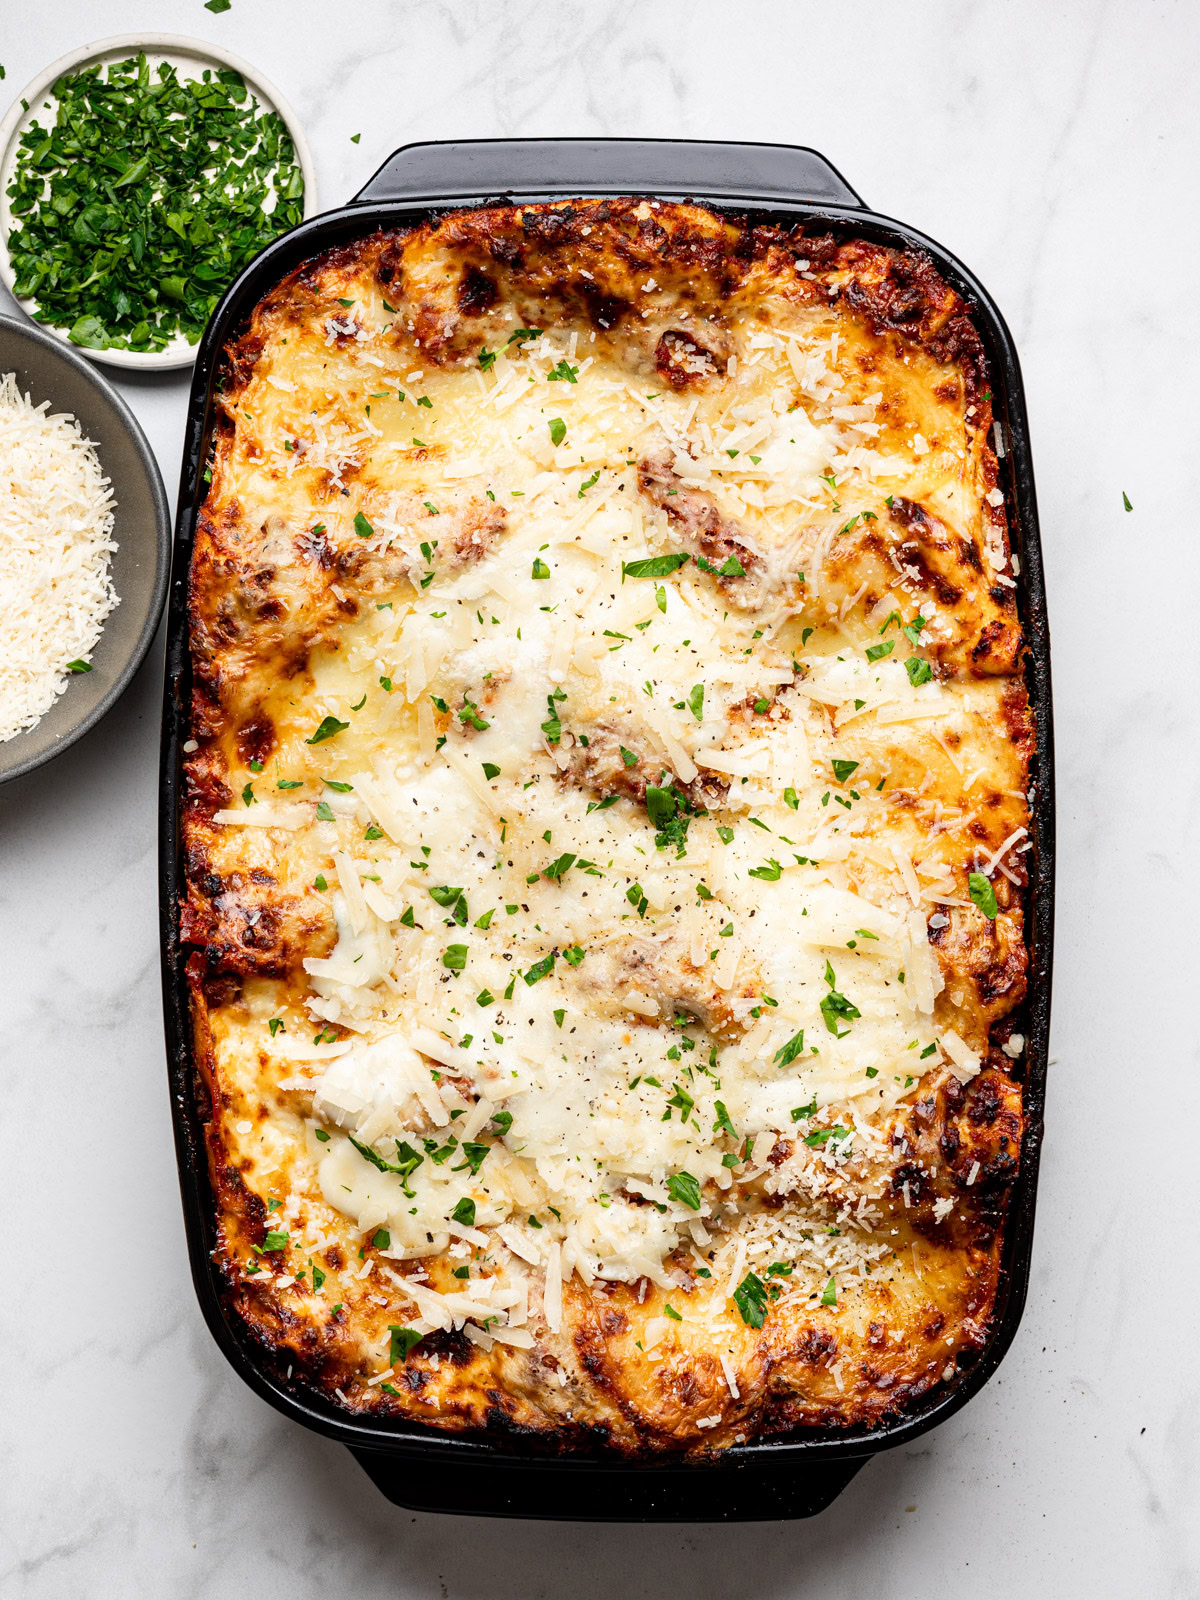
{"left": 0, "top": 373, "right": 118, "bottom": 742}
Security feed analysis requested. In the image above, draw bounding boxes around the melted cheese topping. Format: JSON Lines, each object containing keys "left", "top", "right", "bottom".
{"left": 187, "top": 207, "right": 1030, "bottom": 1439}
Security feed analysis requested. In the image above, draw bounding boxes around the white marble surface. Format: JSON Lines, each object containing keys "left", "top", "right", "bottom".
{"left": 2, "top": 1, "right": 1198, "bottom": 1593}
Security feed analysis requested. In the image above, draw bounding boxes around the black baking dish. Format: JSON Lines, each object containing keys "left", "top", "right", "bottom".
{"left": 158, "top": 139, "right": 1054, "bottom": 1521}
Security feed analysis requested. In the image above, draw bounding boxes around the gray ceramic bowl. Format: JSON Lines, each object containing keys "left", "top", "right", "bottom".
{"left": 0, "top": 313, "right": 170, "bottom": 782}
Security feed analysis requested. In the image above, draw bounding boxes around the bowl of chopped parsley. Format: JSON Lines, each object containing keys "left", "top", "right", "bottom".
{"left": 0, "top": 35, "right": 315, "bottom": 370}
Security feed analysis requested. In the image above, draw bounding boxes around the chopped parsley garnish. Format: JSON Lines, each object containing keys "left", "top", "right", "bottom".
{"left": 388, "top": 1326, "right": 424, "bottom": 1365}
{"left": 65, "top": 658, "right": 92, "bottom": 673}
{"left": 733, "top": 1271, "right": 769, "bottom": 1329}
{"left": 665, "top": 1084, "right": 695, "bottom": 1122}
{"left": 773, "top": 1029, "right": 806, "bottom": 1066}
{"left": 549, "top": 418, "right": 566, "bottom": 446}
{"left": 804, "top": 1125, "right": 852, "bottom": 1148}
{"left": 687, "top": 683, "right": 704, "bottom": 722}
{"left": 831, "top": 759, "right": 859, "bottom": 783}
{"left": 968, "top": 871, "right": 999, "bottom": 918}
{"left": 622, "top": 551, "right": 691, "bottom": 580}
{"left": 748, "top": 858, "right": 783, "bottom": 881}
{"left": 666, "top": 1171, "right": 702, "bottom": 1210}
{"left": 695, "top": 553, "right": 745, "bottom": 578}
{"left": 306, "top": 715, "right": 349, "bottom": 745}
{"left": 531, "top": 556, "right": 550, "bottom": 580}
{"left": 541, "top": 687, "right": 566, "bottom": 744}
{"left": 353, "top": 512, "right": 374, "bottom": 539}
{"left": 6, "top": 55, "right": 304, "bottom": 352}
{"left": 546, "top": 359, "right": 578, "bottom": 383}
{"left": 350, "top": 1136, "right": 423, "bottom": 1194}
{"left": 524, "top": 952, "right": 556, "bottom": 984}
{"left": 315, "top": 800, "right": 334, "bottom": 821}
{"left": 819, "top": 1276, "right": 837, "bottom": 1307}
{"left": 866, "top": 640, "right": 894, "bottom": 663}
{"left": 482, "top": 762, "right": 501, "bottom": 781}
{"left": 645, "top": 783, "right": 692, "bottom": 857}
{"left": 905, "top": 656, "right": 933, "bottom": 687}
{"left": 450, "top": 1197, "right": 476, "bottom": 1226}
{"left": 820, "top": 961, "right": 861, "bottom": 1035}
{"left": 442, "top": 944, "right": 468, "bottom": 971}
{"left": 452, "top": 1141, "right": 489, "bottom": 1177}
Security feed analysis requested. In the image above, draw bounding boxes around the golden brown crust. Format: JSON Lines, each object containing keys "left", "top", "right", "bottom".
{"left": 183, "top": 198, "right": 1032, "bottom": 1457}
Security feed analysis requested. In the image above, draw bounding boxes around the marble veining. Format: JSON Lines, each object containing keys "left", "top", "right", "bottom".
{"left": 1, "top": 1, "right": 1197, "bottom": 1594}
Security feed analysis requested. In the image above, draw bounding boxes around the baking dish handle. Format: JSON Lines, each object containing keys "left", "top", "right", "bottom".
{"left": 351, "top": 139, "right": 865, "bottom": 208}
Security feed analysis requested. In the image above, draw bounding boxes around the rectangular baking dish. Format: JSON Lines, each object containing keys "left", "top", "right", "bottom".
{"left": 158, "top": 138, "right": 1054, "bottom": 1521}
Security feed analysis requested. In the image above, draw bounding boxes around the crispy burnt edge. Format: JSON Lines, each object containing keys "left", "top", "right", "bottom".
{"left": 181, "top": 200, "right": 1035, "bottom": 1454}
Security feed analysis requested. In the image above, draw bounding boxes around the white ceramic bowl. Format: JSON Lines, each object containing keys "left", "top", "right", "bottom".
{"left": 0, "top": 34, "right": 317, "bottom": 372}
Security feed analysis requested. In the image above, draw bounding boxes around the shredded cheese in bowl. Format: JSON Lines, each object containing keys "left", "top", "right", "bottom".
{"left": 0, "top": 370, "right": 118, "bottom": 742}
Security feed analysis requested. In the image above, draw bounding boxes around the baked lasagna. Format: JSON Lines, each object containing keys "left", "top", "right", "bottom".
{"left": 182, "top": 199, "right": 1033, "bottom": 1454}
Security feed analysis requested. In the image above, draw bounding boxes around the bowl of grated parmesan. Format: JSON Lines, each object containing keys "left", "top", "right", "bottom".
{"left": 0, "top": 312, "right": 169, "bottom": 782}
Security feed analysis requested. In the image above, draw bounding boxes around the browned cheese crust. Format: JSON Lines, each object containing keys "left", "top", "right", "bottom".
{"left": 184, "top": 199, "right": 1032, "bottom": 1456}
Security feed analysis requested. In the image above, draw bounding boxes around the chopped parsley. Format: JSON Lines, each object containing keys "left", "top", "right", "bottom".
{"left": 968, "top": 871, "right": 999, "bottom": 919}
{"left": 773, "top": 1030, "right": 806, "bottom": 1067}
{"left": 820, "top": 961, "right": 861, "bottom": 1035}
{"left": 666, "top": 1171, "right": 702, "bottom": 1210}
{"left": 6, "top": 56, "right": 304, "bottom": 352}
{"left": 622, "top": 551, "right": 691, "bottom": 580}
{"left": 306, "top": 715, "right": 349, "bottom": 745}
{"left": 695, "top": 553, "right": 745, "bottom": 578}
{"left": 733, "top": 1271, "right": 769, "bottom": 1329}
{"left": 388, "top": 1326, "right": 424, "bottom": 1365}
